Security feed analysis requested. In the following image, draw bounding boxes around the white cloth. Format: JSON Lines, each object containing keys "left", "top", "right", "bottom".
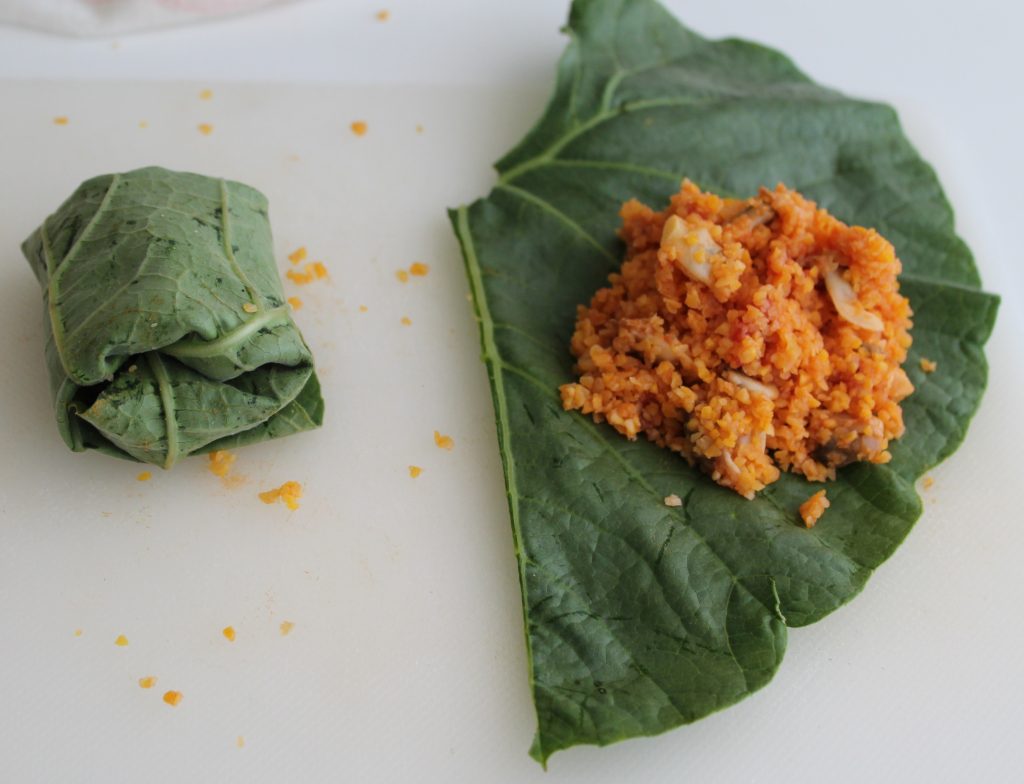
{"left": 0, "top": 0, "right": 299, "bottom": 37}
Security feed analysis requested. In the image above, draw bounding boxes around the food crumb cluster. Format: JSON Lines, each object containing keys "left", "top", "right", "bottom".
{"left": 799, "top": 490, "right": 830, "bottom": 528}
{"left": 259, "top": 481, "right": 303, "bottom": 510}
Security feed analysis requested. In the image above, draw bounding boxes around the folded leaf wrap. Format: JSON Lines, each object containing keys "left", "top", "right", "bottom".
{"left": 22, "top": 166, "right": 324, "bottom": 468}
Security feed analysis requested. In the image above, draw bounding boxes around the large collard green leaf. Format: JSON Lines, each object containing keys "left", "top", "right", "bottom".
{"left": 23, "top": 166, "right": 324, "bottom": 468}
{"left": 450, "top": 0, "right": 999, "bottom": 764}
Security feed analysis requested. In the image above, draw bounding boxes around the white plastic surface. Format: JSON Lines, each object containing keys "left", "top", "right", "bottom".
{"left": 0, "top": 4, "right": 1022, "bottom": 781}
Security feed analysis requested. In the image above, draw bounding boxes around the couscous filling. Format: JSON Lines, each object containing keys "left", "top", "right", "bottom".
{"left": 560, "top": 180, "right": 914, "bottom": 499}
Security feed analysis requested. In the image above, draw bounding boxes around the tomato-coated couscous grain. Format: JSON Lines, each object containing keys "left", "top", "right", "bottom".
{"left": 560, "top": 180, "right": 913, "bottom": 499}
{"left": 259, "top": 481, "right": 303, "bottom": 510}
{"left": 799, "top": 489, "right": 831, "bottom": 527}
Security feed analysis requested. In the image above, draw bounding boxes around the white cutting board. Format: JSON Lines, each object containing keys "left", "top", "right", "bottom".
{"left": 0, "top": 82, "right": 1020, "bottom": 783}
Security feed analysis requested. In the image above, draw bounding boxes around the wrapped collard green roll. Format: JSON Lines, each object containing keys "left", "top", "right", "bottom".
{"left": 22, "top": 166, "right": 324, "bottom": 468}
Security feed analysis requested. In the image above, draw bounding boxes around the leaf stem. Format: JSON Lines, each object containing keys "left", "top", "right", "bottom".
{"left": 145, "top": 352, "right": 179, "bottom": 469}
{"left": 163, "top": 305, "right": 291, "bottom": 360}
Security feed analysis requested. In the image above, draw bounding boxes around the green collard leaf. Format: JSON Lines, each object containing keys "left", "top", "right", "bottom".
{"left": 23, "top": 166, "right": 323, "bottom": 468}
{"left": 450, "top": 0, "right": 998, "bottom": 764}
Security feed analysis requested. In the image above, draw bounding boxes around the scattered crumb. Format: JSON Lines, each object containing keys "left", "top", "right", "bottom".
{"left": 138, "top": 121, "right": 149, "bottom": 129}
{"left": 350, "top": 121, "right": 368, "bottom": 136}
{"left": 408, "top": 466, "right": 423, "bottom": 478}
{"left": 287, "top": 296, "right": 303, "bottom": 310}
{"left": 376, "top": 9, "right": 390, "bottom": 21}
{"left": 663, "top": 494, "right": 682, "bottom": 507}
{"left": 222, "top": 626, "right": 236, "bottom": 642}
{"left": 287, "top": 262, "right": 328, "bottom": 285}
{"left": 259, "top": 481, "right": 303, "bottom": 511}
{"left": 136, "top": 471, "right": 152, "bottom": 482}
{"left": 53, "top": 116, "right": 69, "bottom": 126}
{"left": 197, "top": 123, "right": 214, "bottom": 136}
{"left": 279, "top": 621, "right": 295, "bottom": 636}
{"left": 395, "top": 269, "right": 410, "bottom": 283}
{"left": 236, "top": 736, "right": 246, "bottom": 749}
{"left": 923, "top": 475, "right": 935, "bottom": 489}
{"left": 199, "top": 88, "right": 213, "bottom": 100}
{"left": 359, "top": 305, "right": 368, "bottom": 313}
{"left": 799, "top": 489, "right": 830, "bottom": 528}
{"left": 434, "top": 431, "right": 454, "bottom": 451}
{"left": 287, "top": 268, "right": 313, "bottom": 285}
{"left": 409, "top": 262, "right": 430, "bottom": 277}
{"left": 242, "top": 302, "right": 258, "bottom": 313}
{"left": 288, "top": 247, "right": 307, "bottom": 265}
{"left": 415, "top": 124, "right": 424, "bottom": 134}
{"left": 138, "top": 676, "right": 158, "bottom": 689}
{"left": 208, "top": 450, "right": 236, "bottom": 478}
{"left": 920, "top": 357, "right": 937, "bottom": 373}
{"left": 401, "top": 316, "right": 412, "bottom": 326}
{"left": 162, "top": 690, "right": 183, "bottom": 707}
{"left": 287, "top": 153, "right": 301, "bottom": 162}
{"left": 74, "top": 629, "right": 83, "bottom": 637}
{"left": 115, "top": 634, "right": 129, "bottom": 647}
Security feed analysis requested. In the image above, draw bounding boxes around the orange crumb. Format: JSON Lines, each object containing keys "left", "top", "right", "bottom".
{"left": 923, "top": 475, "right": 935, "bottom": 489}
{"left": 208, "top": 450, "right": 236, "bottom": 478}
{"left": 376, "top": 9, "right": 390, "bottom": 21}
{"left": 74, "top": 629, "right": 83, "bottom": 637}
{"left": 359, "top": 305, "right": 368, "bottom": 313}
{"left": 279, "top": 621, "right": 295, "bottom": 636}
{"left": 409, "top": 262, "right": 430, "bottom": 277}
{"left": 199, "top": 88, "right": 213, "bottom": 100}
{"left": 162, "top": 690, "right": 183, "bottom": 707}
{"left": 138, "top": 676, "right": 158, "bottom": 689}
{"left": 408, "top": 465, "right": 423, "bottom": 478}
{"left": 138, "top": 121, "right": 149, "bottom": 129}
{"left": 53, "top": 116, "right": 69, "bottom": 125}
{"left": 395, "top": 269, "right": 410, "bottom": 283}
{"left": 351, "top": 121, "right": 368, "bottom": 136}
{"left": 310, "top": 261, "right": 328, "bottom": 279}
{"left": 920, "top": 358, "right": 937, "bottom": 373}
{"left": 287, "top": 296, "right": 303, "bottom": 310}
{"left": 664, "top": 494, "right": 682, "bottom": 507}
{"left": 434, "top": 431, "right": 454, "bottom": 450}
{"left": 222, "top": 626, "right": 236, "bottom": 642}
{"left": 242, "top": 302, "right": 258, "bottom": 313}
{"left": 198, "top": 123, "right": 214, "bottom": 136}
{"left": 136, "top": 471, "right": 152, "bottom": 482}
{"left": 288, "top": 246, "right": 308, "bottom": 265}
{"left": 799, "top": 490, "right": 831, "bottom": 528}
{"left": 115, "top": 634, "right": 129, "bottom": 647}
{"left": 259, "top": 481, "right": 303, "bottom": 511}
{"left": 236, "top": 736, "right": 246, "bottom": 749}
{"left": 415, "top": 124, "right": 424, "bottom": 134}
{"left": 401, "top": 316, "right": 412, "bottom": 326}
{"left": 287, "top": 268, "right": 314, "bottom": 285}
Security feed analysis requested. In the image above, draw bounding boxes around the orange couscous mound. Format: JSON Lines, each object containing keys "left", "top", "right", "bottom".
{"left": 559, "top": 180, "right": 914, "bottom": 499}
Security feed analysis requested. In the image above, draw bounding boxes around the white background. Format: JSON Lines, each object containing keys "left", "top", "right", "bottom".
{"left": 0, "top": 2, "right": 1022, "bottom": 783}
